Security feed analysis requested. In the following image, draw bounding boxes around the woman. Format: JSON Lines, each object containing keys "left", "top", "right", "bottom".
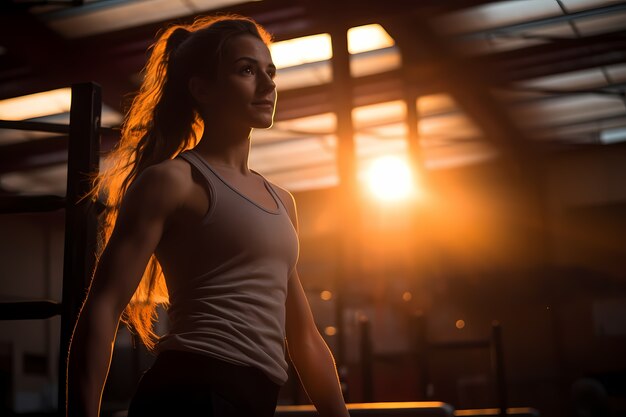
{"left": 66, "top": 15, "right": 349, "bottom": 417}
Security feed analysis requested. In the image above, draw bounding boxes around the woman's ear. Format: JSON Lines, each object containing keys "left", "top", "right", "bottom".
{"left": 188, "top": 76, "right": 212, "bottom": 105}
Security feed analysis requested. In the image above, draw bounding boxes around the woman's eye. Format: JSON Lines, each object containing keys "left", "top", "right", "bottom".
{"left": 268, "top": 70, "right": 276, "bottom": 79}
{"left": 241, "top": 66, "right": 254, "bottom": 75}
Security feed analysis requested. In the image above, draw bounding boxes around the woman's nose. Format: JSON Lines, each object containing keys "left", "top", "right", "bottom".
{"left": 259, "top": 72, "right": 276, "bottom": 92}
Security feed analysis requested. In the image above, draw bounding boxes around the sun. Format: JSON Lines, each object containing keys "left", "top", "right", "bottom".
{"left": 364, "top": 155, "right": 415, "bottom": 202}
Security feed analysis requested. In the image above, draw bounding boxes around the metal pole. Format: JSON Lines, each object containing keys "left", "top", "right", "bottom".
{"left": 402, "top": 54, "right": 425, "bottom": 185}
{"left": 359, "top": 316, "right": 374, "bottom": 402}
{"left": 491, "top": 321, "right": 508, "bottom": 417}
{"left": 58, "top": 82, "right": 101, "bottom": 415}
{"left": 413, "top": 312, "right": 430, "bottom": 399}
{"left": 330, "top": 22, "right": 357, "bottom": 371}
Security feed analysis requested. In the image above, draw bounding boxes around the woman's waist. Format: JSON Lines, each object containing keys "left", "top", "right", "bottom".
{"left": 156, "top": 332, "right": 289, "bottom": 384}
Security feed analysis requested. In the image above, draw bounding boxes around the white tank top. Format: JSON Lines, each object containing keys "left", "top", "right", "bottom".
{"left": 155, "top": 149, "right": 299, "bottom": 384}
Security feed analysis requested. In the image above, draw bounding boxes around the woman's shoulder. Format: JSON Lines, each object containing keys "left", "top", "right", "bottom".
{"left": 127, "top": 158, "right": 194, "bottom": 206}
{"left": 136, "top": 158, "right": 190, "bottom": 186}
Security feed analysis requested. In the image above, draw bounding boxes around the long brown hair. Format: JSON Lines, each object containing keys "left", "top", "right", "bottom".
{"left": 94, "top": 15, "right": 272, "bottom": 350}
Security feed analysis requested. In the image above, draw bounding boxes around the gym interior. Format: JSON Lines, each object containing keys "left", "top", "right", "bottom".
{"left": 1, "top": 0, "right": 625, "bottom": 416}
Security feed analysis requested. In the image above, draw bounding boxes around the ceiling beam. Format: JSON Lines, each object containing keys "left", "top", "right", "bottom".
{"left": 482, "top": 30, "right": 626, "bottom": 82}
{"left": 383, "top": 13, "right": 532, "bottom": 162}
{"left": 463, "top": 2, "right": 626, "bottom": 38}
{"left": 2, "top": 0, "right": 625, "bottom": 177}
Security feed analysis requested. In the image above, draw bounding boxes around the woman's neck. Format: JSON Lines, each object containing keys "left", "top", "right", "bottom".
{"left": 193, "top": 126, "right": 253, "bottom": 174}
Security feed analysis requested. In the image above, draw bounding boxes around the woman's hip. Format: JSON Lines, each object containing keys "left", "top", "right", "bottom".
{"left": 127, "top": 349, "right": 280, "bottom": 417}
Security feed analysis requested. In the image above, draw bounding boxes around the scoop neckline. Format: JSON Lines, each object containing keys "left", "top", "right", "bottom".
{"left": 188, "top": 150, "right": 281, "bottom": 215}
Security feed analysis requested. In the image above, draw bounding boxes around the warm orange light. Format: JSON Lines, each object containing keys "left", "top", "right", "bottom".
{"left": 270, "top": 33, "right": 332, "bottom": 69}
{"left": 456, "top": 320, "right": 466, "bottom": 329}
{"left": 324, "top": 326, "right": 337, "bottom": 336}
{"left": 364, "top": 155, "right": 415, "bottom": 202}
{"left": 0, "top": 88, "right": 71, "bottom": 120}
{"left": 347, "top": 24, "right": 395, "bottom": 54}
{"left": 270, "top": 24, "right": 394, "bottom": 70}
{"left": 402, "top": 292, "right": 412, "bottom": 302}
{"left": 320, "top": 290, "right": 333, "bottom": 301}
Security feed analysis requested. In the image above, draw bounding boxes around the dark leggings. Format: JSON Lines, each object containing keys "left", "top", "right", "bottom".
{"left": 127, "top": 350, "right": 280, "bottom": 417}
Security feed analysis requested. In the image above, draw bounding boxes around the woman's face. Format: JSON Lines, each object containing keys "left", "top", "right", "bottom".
{"left": 204, "top": 34, "right": 277, "bottom": 129}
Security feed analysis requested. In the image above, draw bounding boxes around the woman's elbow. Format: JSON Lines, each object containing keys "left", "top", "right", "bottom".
{"left": 288, "top": 331, "right": 326, "bottom": 363}
{"left": 78, "top": 292, "right": 123, "bottom": 334}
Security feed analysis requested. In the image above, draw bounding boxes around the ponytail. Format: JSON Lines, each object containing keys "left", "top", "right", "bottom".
{"left": 92, "top": 15, "right": 271, "bottom": 350}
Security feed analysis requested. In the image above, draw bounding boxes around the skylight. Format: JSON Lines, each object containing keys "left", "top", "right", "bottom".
{"left": 270, "top": 24, "right": 395, "bottom": 70}
{"left": 0, "top": 88, "right": 72, "bottom": 120}
{"left": 347, "top": 24, "right": 395, "bottom": 54}
{"left": 270, "top": 34, "right": 333, "bottom": 69}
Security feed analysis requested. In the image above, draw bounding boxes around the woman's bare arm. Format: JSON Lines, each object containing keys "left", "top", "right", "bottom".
{"left": 286, "top": 271, "right": 350, "bottom": 417}
{"left": 276, "top": 187, "right": 349, "bottom": 417}
{"left": 66, "top": 163, "right": 190, "bottom": 417}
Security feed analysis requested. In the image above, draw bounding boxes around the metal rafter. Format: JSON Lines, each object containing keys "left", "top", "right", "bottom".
{"left": 463, "top": 1, "right": 626, "bottom": 39}
{"left": 2, "top": 0, "right": 626, "bottom": 175}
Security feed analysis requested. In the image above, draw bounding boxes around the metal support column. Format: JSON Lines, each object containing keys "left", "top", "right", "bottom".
{"left": 402, "top": 56, "right": 425, "bottom": 186}
{"left": 413, "top": 312, "right": 431, "bottom": 399}
{"left": 330, "top": 23, "right": 357, "bottom": 371}
{"left": 58, "top": 82, "right": 101, "bottom": 415}
{"left": 491, "top": 321, "right": 508, "bottom": 417}
{"left": 358, "top": 316, "right": 374, "bottom": 402}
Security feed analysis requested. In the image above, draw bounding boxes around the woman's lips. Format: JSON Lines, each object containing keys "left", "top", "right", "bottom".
{"left": 252, "top": 100, "right": 274, "bottom": 108}
{"left": 252, "top": 101, "right": 274, "bottom": 112}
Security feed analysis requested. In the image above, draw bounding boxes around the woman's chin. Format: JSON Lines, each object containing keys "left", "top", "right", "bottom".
{"left": 252, "top": 118, "right": 274, "bottom": 129}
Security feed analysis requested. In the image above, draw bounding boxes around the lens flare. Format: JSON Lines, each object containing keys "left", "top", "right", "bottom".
{"left": 364, "top": 155, "right": 415, "bottom": 202}
{"left": 324, "top": 326, "right": 337, "bottom": 336}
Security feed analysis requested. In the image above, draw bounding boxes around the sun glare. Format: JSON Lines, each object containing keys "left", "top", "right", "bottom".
{"left": 364, "top": 155, "right": 415, "bottom": 202}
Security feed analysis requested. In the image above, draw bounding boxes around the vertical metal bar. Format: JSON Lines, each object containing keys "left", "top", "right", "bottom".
{"left": 330, "top": 23, "right": 356, "bottom": 371}
{"left": 413, "top": 312, "right": 430, "bottom": 399}
{"left": 358, "top": 316, "right": 374, "bottom": 402}
{"left": 389, "top": 20, "right": 434, "bottom": 401}
{"left": 43, "top": 219, "right": 55, "bottom": 391}
{"left": 405, "top": 92, "right": 422, "bottom": 177}
{"left": 491, "top": 321, "right": 508, "bottom": 417}
{"left": 403, "top": 63, "right": 424, "bottom": 183}
{"left": 58, "top": 82, "right": 101, "bottom": 415}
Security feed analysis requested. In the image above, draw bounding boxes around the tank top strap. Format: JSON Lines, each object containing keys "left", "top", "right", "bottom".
{"left": 178, "top": 150, "right": 216, "bottom": 184}
{"left": 261, "top": 179, "right": 287, "bottom": 214}
{"left": 177, "top": 150, "right": 218, "bottom": 224}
